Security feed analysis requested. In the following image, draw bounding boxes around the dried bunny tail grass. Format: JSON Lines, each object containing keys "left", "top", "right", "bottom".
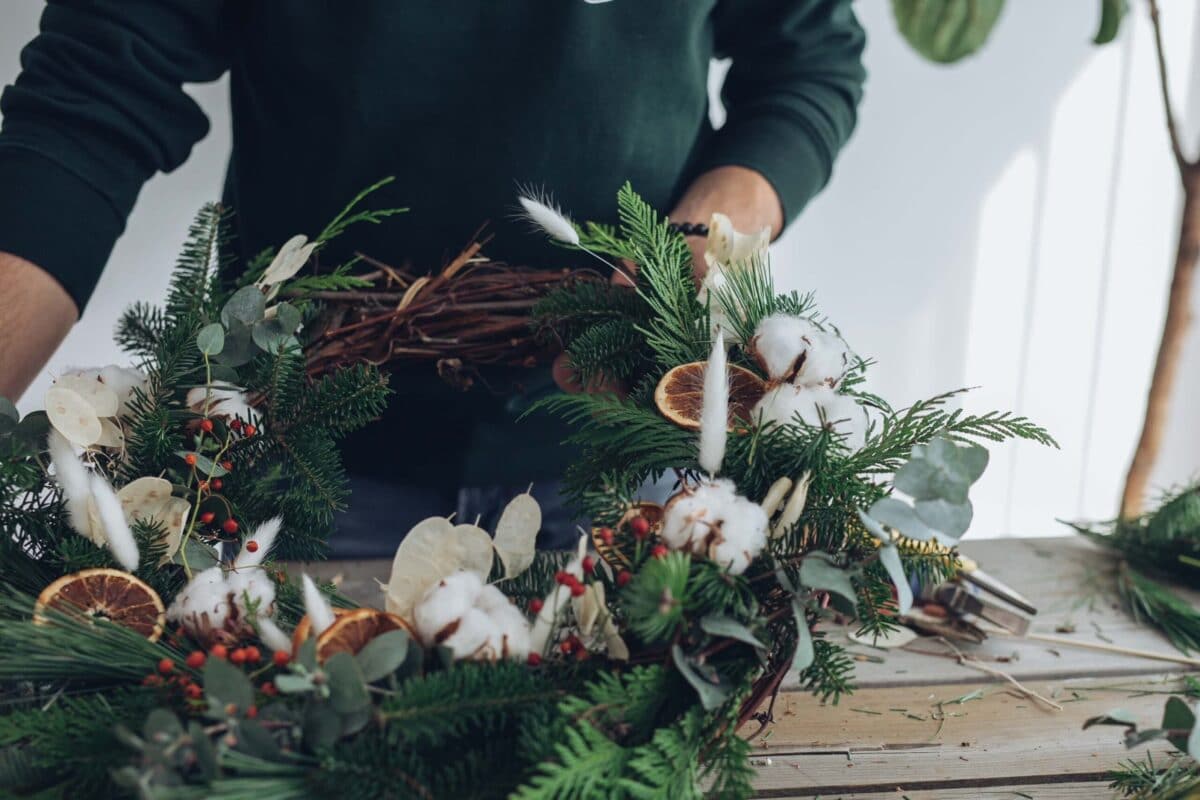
{"left": 257, "top": 616, "right": 293, "bottom": 655}
{"left": 47, "top": 430, "right": 91, "bottom": 536}
{"left": 89, "top": 473, "right": 139, "bottom": 572}
{"left": 698, "top": 332, "right": 728, "bottom": 475}
{"left": 234, "top": 517, "right": 281, "bottom": 570}
{"left": 302, "top": 574, "right": 336, "bottom": 638}
{"left": 517, "top": 192, "right": 580, "bottom": 246}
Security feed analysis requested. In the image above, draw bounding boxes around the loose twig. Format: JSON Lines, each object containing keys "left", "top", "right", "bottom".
{"left": 933, "top": 637, "right": 1064, "bottom": 711}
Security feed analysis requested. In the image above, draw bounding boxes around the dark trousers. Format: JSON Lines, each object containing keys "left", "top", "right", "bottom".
{"left": 331, "top": 475, "right": 585, "bottom": 558}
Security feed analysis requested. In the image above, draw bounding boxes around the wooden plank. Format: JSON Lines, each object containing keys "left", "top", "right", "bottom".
{"left": 765, "top": 783, "right": 1113, "bottom": 799}
{"left": 748, "top": 674, "right": 1188, "bottom": 796}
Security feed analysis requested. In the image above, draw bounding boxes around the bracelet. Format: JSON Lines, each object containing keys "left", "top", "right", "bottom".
{"left": 668, "top": 221, "right": 709, "bottom": 237}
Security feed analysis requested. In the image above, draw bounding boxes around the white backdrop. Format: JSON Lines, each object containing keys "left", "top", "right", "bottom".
{"left": 4, "top": 2, "right": 1199, "bottom": 537}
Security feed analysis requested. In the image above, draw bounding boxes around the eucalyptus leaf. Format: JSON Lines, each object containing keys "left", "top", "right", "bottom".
{"left": 1163, "top": 696, "right": 1196, "bottom": 753}
{"left": 1125, "top": 727, "right": 1170, "bottom": 747}
{"left": 339, "top": 708, "right": 373, "bottom": 738}
{"left": 14, "top": 411, "right": 50, "bottom": 448}
{"left": 252, "top": 318, "right": 291, "bottom": 352}
{"left": 325, "top": 652, "right": 371, "bottom": 714}
{"left": 207, "top": 363, "right": 241, "bottom": 384}
{"left": 275, "top": 673, "right": 316, "bottom": 694}
{"left": 0, "top": 396, "right": 17, "bottom": 422}
{"left": 790, "top": 600, "right": 815, "bottom": 673}
{"left": 173, "top": 537, "right": 219, "bottom": 571}
{"left": 297, "top": 637, "right": 319, "bottom": 672}
{"left": 1094, "top": 0, "right": 1127, "bottom": 45}
{"left": 798, "top": 552, "right": 858, "bottom": 609}
{"left": 221, "top": 285, "right": 266, "bottom": 328}
{"left": 203, "top": 657, "right": 254, "bottom": 715}
{"left": 914, "top": 497, "right": 974, "bottom": 540}
{"left": 1083, "top": 708, "right": 1137, "bottom": 729}
{"left": 236, "top": 719, "right": 281, "bottom": 759}
{"left": 214, "top": 321, "right": 257, "bottom": 367}
{"left": 188, "top": 721, "right": 218, "bottom": 781}
{"left": 355, "top": 629, "right": 411, "bottom": 683}
{"left": 699, "top": 615, "right": 766, "bottom": 651}
{"left": 175, "top": 451, "right": 228, "bottom": 478}
{"left": 868, "top": 497, "right": 939, "bottom": 542}
{"left": 878, "top": 543, "right": 913, "bottom": 616}
{"left": 671, "top": 645, "right": 730, "bottom": 711}
{"left": 196, "top": 323, "right": 225, "bottom": 356}
{"left": 1188, "top": 705, "right": 1199, "bottom": 759}
{"left": 143, "top": 708, "right": 185, "bottom": 743}
{"left": 275, "top": 302, "right": 302, "bottom": 333}
{"left": 303, "top": 702, "right": 342, "bottom": 751}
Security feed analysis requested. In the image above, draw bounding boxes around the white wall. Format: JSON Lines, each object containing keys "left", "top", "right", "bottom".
{"left": 4, "top": 2, "right": 1199, "bottom": 537}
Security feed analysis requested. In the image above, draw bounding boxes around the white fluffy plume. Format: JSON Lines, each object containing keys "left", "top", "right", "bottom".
{"left": 47, "top": 430, "right": 91, "bottom": 537}
{"left": 302, "top": 574, "right": 336, "bottom": 638}
{"left": 89, "top": 474, "right": 139, "bottom": 571}
{"left": 517, "top": 195, "right": 580, "bottom": 245}
{"left": 234, "top": 517, "right": 281, "bottom": 570}
{"left": 698, "top": 332, "right": 728, "bottom": 475}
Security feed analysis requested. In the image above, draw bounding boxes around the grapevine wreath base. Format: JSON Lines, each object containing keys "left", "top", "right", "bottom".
{"left": 0, "top": 184, "right": 1056, "bottom": 799}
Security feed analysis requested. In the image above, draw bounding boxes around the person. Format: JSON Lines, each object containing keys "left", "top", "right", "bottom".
{"left": 0, "top": 1, "right": 865, "bottom": 553}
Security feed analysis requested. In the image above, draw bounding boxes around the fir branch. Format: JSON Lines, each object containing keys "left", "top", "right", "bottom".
{"left": 1117, "top": 562, "right": 1200, "bottom": 654}
{"left": 316, "top": 177, "right": 407, "bottom": 245}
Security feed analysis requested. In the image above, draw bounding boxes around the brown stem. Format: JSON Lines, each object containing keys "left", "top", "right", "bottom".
{"left": 1121, "top": 3, "right": 1200, "bottom": 518}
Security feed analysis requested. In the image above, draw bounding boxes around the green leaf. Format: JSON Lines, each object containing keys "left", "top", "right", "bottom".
{"left": 237, "top": 719, "right": 281, "bottom": 759}
{"left": 176, "top": 450, "right": 228, "bottom": 477}
{"left": 325, "top": 652, "right": 370, "bottom": 714}
{"left": 303, "top": 702, "right": 342, "bottom": 751}
{"left": 188, "top": 721, "right": 218, "bottom": 781}
{"left": 355, "top": 629, "right": 410, "bottom": 683}
{"left": 878, "top": 543, "right": 913, "bottom": 615}
{"left": 252, "top": 318, "right": 293, "bottom": 352}
{"left": 203, "top": 657, "right": 254, "bottom": 715}
{"left": 1189, "top": 704, "right": 1199, "bottom": 759}
{"left": 13, "top": 410, "right": 49, "bottom": 448}
{"left": 1093, "top": 0, "right": 1127, "bottom": 45}
{"left": 275, "top": 673, "right": 316, "bottom": 694}
{"left": 275, "top": 302, "right": 302, "bottom": 333}
{"left": 196, "top": 323, "right": 225, "bottom": 356}
{"left": 790, "top": 600, "right": 815, "bottom": 673}
{"left": 892, "top": 0, "right": 1006, "bottom": 64}
{"left": 799, "top": 552, "right": 858, "bottom": 608}
{"left": 1163, "top": 696, "right": 1196, "bottom": 753}
{"left": 0, "top": 396, "right": 17, "bottom": 422}
{"left": 221, "top": 285, "right": 266, "bottom": 328}
{"left": 914, "top": 497, "right": 974, "bottom": 539}
{"left": 699, "top": 615, "right": 766, "bottom": 651}
{"left": 173, "top": 537, "right": 220, "bottom": 571}
{"left": 868, "top": 497, "right": 939, "bottom": 542}
{"left": 671, "top": 645, "right": 730, "bottom": 711}
{"left": 144, "top": 708, "right": 185, "bottom": 743}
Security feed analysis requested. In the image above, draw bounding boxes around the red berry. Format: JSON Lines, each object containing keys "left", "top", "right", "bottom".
{"left": 582, "top": 556, "right": 595, "bottom": 574}
{"left": 528, "top": 598, "right": 544, "bottom": 614}
{"left": 554, "top": 570, "right": 571, "bottom": 585}
{"left": 230, "top": 648, "right": 247, "bottom": 665}
{"left": 199, "top": 419, "right": 214, "bottom": 433}
{"left": 243, "top": 424, "right": 257, "bottom": 437}
{"left": 210, "top": 478, "right": 224, "bottom": 491}
{"left": 223, "top": 519, "right": 239, "bottom": 534}
{"left": 244, "top": 646, "right": 261, "bottom": 664}
{"left": 157, "top": 658, "right": 174, "bottom": 675}
{"left": 245, "top": 540, "right": 259, "bottom": 553}
{"left": 651, "top": 544, "right": 669, "bottom": 559}
{"left": 246, "top": 705, "right": 258, "bottom": 719}
{"left": 261, "top": 681, "right": 278, "bottom": 696}
{"left": 273, "top": 649, "right": 290, "bottom": 667}
{"left": 630, "top": 516, "right": 651, "bottom": 539}
{"left": 142, "top": 674, "right": 163, "bottom": 687}
{"left": 575, "top": 647, "right": 590, "bottom": 662}
{"left": 199, "top": 511, "right": 215, "bottom": 525}
{"left": 569, "top": 582, "right": 586, "bottom": 598}
{"left": 185, "top": 684, "right": 203, "bottom": 699}
{"left": 184, "top": 453, "right": 197, "bottom": 466}
{"left": 560, "top": 640, "right": 574, "bottom": 655}
{"left": 599, "top": 527, "right": 614, "bottom": 546}
{"left": 185, "top": 651, "right": 206, "bottom": 669}
{"left": 230, "top": 419, "right": 243, "bottom": 432}
{"left": 617, "top": 570, "right": 632, "bottom": 587}
{"left": 210, "top": 644, "right": 229, "bottom": 660}
{"left": 221, "top": 460, "right": 233, "bottom": 471}
{"left": 527, "top": 652, "right": 542, "bottom": 666}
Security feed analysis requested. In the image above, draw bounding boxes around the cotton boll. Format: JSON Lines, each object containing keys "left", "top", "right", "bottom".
{"left": 168, "top": 567, "right": 232, "bottom": 635}
{"left": 413, "top": 570, "right": 484, "bottom": 647}
{"left": 661, "top": 479, "right": 766, "bottom": 575}
{"left": 98, "top": 365, "right": 149, "bottom": 416}
{"left": 186, "top": 384, "right": 255, "bottom": 423}
{"left": 793, "top": 330, "right": 851, "bottom": 389}
{"left": 227, "top": 568, "right": 276, "bottom": 619}
{"left": 754, "top": 385, "right": 868, "bottom": 452}
{"left": 440, "top": 608, "right": 494, "bottom": 660}
{"left": 750, "top": 314, "right": 820, "bottom": 381}
{"left": 820, "top": 390, "right": 870, "bottom": 452}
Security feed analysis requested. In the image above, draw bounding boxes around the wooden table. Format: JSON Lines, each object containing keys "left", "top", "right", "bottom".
{"left": 294, "top": 537, "right": 1200, "bottom": 799}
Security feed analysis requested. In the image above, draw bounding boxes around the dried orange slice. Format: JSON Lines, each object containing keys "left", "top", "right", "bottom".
{"left": 34, "top": 568, "right": 165, "bottom": 642}
{"left": 315, "top": 608, "right": 415, "bottom": 662}
{"left": 290, "top": 606, "right": 353, "bottom": 654}
{"left": 654, "top": 361, "right": 765, "bottom": 430}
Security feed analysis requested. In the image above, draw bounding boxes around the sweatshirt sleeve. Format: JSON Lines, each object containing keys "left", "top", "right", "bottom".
{"left": 699, "top": 0, "right": 866, "bottom": 226}
{"left": 0, "top": 1, "right": 230, "bottom": 312}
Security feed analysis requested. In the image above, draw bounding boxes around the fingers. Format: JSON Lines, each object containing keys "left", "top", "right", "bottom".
{"left": 551, "top": 352, "right": 627, "bottom": 397}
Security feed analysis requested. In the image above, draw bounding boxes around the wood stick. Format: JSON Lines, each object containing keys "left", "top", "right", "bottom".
{"left": 1003, "top": 630, "right": 1200, "bottom": 668}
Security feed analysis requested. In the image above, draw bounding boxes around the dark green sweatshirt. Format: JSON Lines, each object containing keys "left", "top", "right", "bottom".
{"left": 0, "top": 0, "right": 865, "bottom": 487}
